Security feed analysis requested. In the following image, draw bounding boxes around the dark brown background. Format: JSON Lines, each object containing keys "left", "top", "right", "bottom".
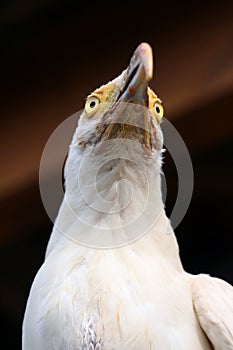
{"left": 0, "top": 0, "right": 233, "bottom": 348}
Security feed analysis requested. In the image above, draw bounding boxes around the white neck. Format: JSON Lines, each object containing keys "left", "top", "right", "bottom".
{"left": 46, "top": 141, "right": 180, "bottom": 267}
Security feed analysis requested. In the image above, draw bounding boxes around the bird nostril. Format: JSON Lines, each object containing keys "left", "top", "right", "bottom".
{"left": 128, "top": 85, "right": 135, "bottom": 95}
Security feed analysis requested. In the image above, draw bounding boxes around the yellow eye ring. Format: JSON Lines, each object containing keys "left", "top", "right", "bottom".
{"left": 154, "top": 102, "right": 164, "bottom": 120}
{"left": 85, "top": 96, "right": 100, "bottom": 114}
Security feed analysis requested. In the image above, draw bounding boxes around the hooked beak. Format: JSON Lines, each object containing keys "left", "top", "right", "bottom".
{"left": 118, "top": 42, "right": 153, "bottom": 106}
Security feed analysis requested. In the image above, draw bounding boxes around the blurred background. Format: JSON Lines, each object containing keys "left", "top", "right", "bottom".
{"left": 0, "top": 0, "right": 233, "bottom": 348}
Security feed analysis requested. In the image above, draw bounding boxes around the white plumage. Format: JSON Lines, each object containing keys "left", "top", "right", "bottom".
{"left": 22, "top": 43, "right": 233, "bottom": 349}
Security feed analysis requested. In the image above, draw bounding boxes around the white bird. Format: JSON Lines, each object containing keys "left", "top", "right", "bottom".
{"left": 22, "top": 43, "right": 233, "bottom": 350}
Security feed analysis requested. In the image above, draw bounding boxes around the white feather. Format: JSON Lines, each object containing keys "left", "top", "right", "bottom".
{"left": 192, "top": 274, "right": 233, "bottom": 350}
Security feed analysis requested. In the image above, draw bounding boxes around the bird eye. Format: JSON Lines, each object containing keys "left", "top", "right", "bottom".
{"left": 85, "top": 96, "right": 100, "bottom": 114}
{"left": 154, "top": 102, "right": 164, "bottom": 120}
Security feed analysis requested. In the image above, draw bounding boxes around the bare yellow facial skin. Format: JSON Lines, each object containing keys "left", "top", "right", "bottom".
{"left": 83, "top": 81, "right": 118, "bottom": 120}
{"left": 78, "top": 80, "right": 164, "bottom": 152}
{"left": 84, "top": 84, "right": 164, "bottom": 124}
{"left": 148, "top": 87, "right": 164, "bottom": 123}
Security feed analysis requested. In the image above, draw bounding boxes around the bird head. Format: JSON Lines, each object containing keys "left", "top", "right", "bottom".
{"left": 71, "top": 43, "right": 164, "bottom": 162}
{"left": 61, "top": 43, "right": 166, "bottom": 248}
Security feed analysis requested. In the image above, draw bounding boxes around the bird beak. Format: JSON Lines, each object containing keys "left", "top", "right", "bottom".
{"left": 99, "top": 43, "right": 154, "bottom": 153}
{"left": 117, "top": 42, "right": 153, "bottom": 106}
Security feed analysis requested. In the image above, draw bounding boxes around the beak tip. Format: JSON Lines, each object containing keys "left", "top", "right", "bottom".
{"left": 137, "top": 42, "right": 153, "bottom": 81}
{"left": 119, "top": 42, "right": 154, "bottom": 104}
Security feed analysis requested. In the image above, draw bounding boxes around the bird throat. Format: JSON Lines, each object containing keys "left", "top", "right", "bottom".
{"left": 60, "top": 150, "right": 164, "bottom": 248}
